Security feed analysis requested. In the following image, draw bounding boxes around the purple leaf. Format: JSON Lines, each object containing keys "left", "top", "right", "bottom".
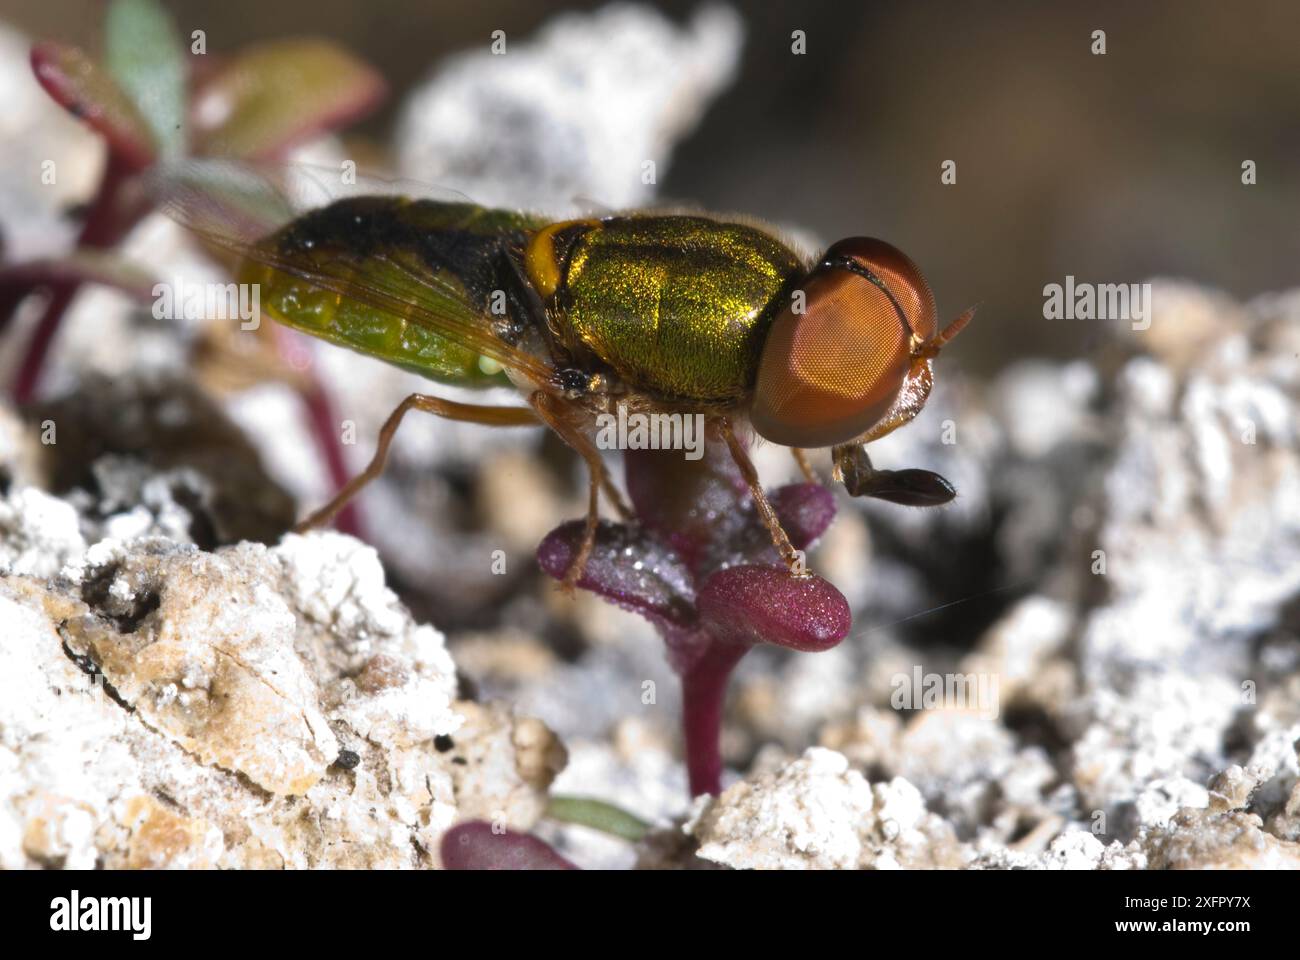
{"left": 192, "top": 39, "right": 386, "bottom": 160}
{"left": 537, "top": 520, "right": 696, "bottom": 628}
{"left": 440, "top": 822, "right": 577, "bottom": 871}
{"left": 697, "top": 565, "right": 851, "bottom": 652}
{"left": 770, "top": 483, "right": 837, "bottom": 549}
{"left": 30, "top": 41, "right": 157, "bottom": 170}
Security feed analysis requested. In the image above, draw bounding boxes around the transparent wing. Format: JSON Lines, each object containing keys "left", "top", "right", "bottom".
{"left": 149, "top": 159, "right": 555, "bottom": 385}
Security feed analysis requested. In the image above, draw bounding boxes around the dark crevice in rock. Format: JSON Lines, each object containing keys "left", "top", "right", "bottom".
{"left": 78, "top": 562, "right": 161, "bottom": 632}
{"left": 409, "top": 834, "right": 431, "bottom": 868}
{"left": 169, "top": 482, "right": 219, "bottom": 552}
{"left": 152, "top": 789, "right": 182, "bottom": 811}
{"left": 58, "top": 633, "right": 133, "bottom": 713}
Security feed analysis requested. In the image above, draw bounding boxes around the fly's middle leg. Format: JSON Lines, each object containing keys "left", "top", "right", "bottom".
{"left": 294, "top": 393, "right": 538, "bottom": 533}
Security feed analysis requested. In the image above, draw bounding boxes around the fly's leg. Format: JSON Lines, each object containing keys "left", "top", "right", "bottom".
{"left": 718, "top": 418, "right": 807, "bottom": 578}
{"left": 529, "top": 391, "right": 629, "bottom": 590}
{"left": 569, "top": 465, "right": 601, "bottom": 593}
{"left": 533, "top": 399, "right": 630, "bottom": 525}
{"left": 294, "top": 393, "right": 538, "bottom": 533}
{"left": 598, "top": 466, "right": 633, "bottom": 521}
{"left": 791, "top": 447, "right": 818, "bottom": 483}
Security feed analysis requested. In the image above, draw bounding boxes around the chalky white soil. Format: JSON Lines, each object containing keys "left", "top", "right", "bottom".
{"left": 1, "top": 521, "right": 564, "bottom": 868}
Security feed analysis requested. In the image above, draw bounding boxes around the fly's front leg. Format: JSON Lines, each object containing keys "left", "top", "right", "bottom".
{"left": 791, "top": 447, "right": 818, "bottom": 483}
{"left": 295, "top": 393, "right": 538, "bottom": 533}
{"left": 718, "top": 418, "right": 807, "bottom": 578}
{"left": 529, "top": 391, "right": 628, "bottom": 590}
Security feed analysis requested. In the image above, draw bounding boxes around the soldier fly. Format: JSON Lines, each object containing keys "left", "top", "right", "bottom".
{"left": 157, "top": 162, "right": 972, "bottom": 586}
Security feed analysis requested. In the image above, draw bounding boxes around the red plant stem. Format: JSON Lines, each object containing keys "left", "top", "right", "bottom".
{"left": 12, "top": 153, "right": 140, "bottom": 404}
{"left": 273, "top": 326, "right": 363, "bottom": 539}
{"left": 299, "top": 377, "right": 362, "bottom": 538}
{"left": 681, "top": 640, "right": 749, "bottom": 797}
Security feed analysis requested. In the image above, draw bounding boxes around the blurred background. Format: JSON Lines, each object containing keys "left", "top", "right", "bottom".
{"left": 4, "top": 0, "right": 1298, "bottom": 374}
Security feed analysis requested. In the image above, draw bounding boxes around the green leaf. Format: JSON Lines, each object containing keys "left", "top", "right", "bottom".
{"left": 545, "top": 795, "right": 651, "bottom": 842}
{"left": 105, "top": 0, "right": 186, "bottom": 158}
{"left": 193, "top": 39, "right": 386, "bottom": 159}
{"left": 30, "top": 42, "right": 157, "bottom": 169}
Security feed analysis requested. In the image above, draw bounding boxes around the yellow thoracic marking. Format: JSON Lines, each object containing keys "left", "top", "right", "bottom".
{"left": 525, "top": 219, "right": 600, "bottom": 300}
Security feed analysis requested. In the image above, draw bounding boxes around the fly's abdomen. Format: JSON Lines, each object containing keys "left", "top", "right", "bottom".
{"left": 242, "top": 197, "right": 544, "bottom": 386}
{"left": 551, "top": 216, "right": 803, "bottom": 403}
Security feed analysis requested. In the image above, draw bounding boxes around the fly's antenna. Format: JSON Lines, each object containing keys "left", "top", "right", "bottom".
{"left": 919, "top": 304, "right": 976, "bottom": 359}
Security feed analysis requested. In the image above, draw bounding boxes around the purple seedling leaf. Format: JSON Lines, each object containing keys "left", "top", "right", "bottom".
{"left": 30, "top": 42, "right": 157, "bottom": 170}
{"left": 769, "top": 483, "right": 837, "bottom": 549}
{"left": 723, "top": 481, "right": 839, "bottom": 568}
{"left": 537, "top": 519, "right": 696, "bottom": 628}
{"left": 440, "top": 822, "right": 577, "bottom": 871}
{"left": 697, "top": 564, "right": 851, "bottom": 653}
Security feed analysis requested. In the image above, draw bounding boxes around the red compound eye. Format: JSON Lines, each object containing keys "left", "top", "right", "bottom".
{"left": 751, "top": 238, "right": 936, "bottom": 448}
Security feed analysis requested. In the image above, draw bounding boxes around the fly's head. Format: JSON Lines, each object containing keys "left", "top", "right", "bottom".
{"left": 748, "top": 237, "right": 972, "bottom": 506}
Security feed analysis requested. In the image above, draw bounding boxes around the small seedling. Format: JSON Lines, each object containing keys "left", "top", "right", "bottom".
{"left": 539, "top": 430, "right": 849, "bottom": 797}
{"left": 4, "top": 0, "right": 385, "bottom": 533}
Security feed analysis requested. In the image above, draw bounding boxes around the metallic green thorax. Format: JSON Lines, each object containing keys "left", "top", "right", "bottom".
{"left": 244, "top": 198, "right": 546, "bottom": 387}
{"left": 556, "top": 217, "right": 803, "bottom": 403}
